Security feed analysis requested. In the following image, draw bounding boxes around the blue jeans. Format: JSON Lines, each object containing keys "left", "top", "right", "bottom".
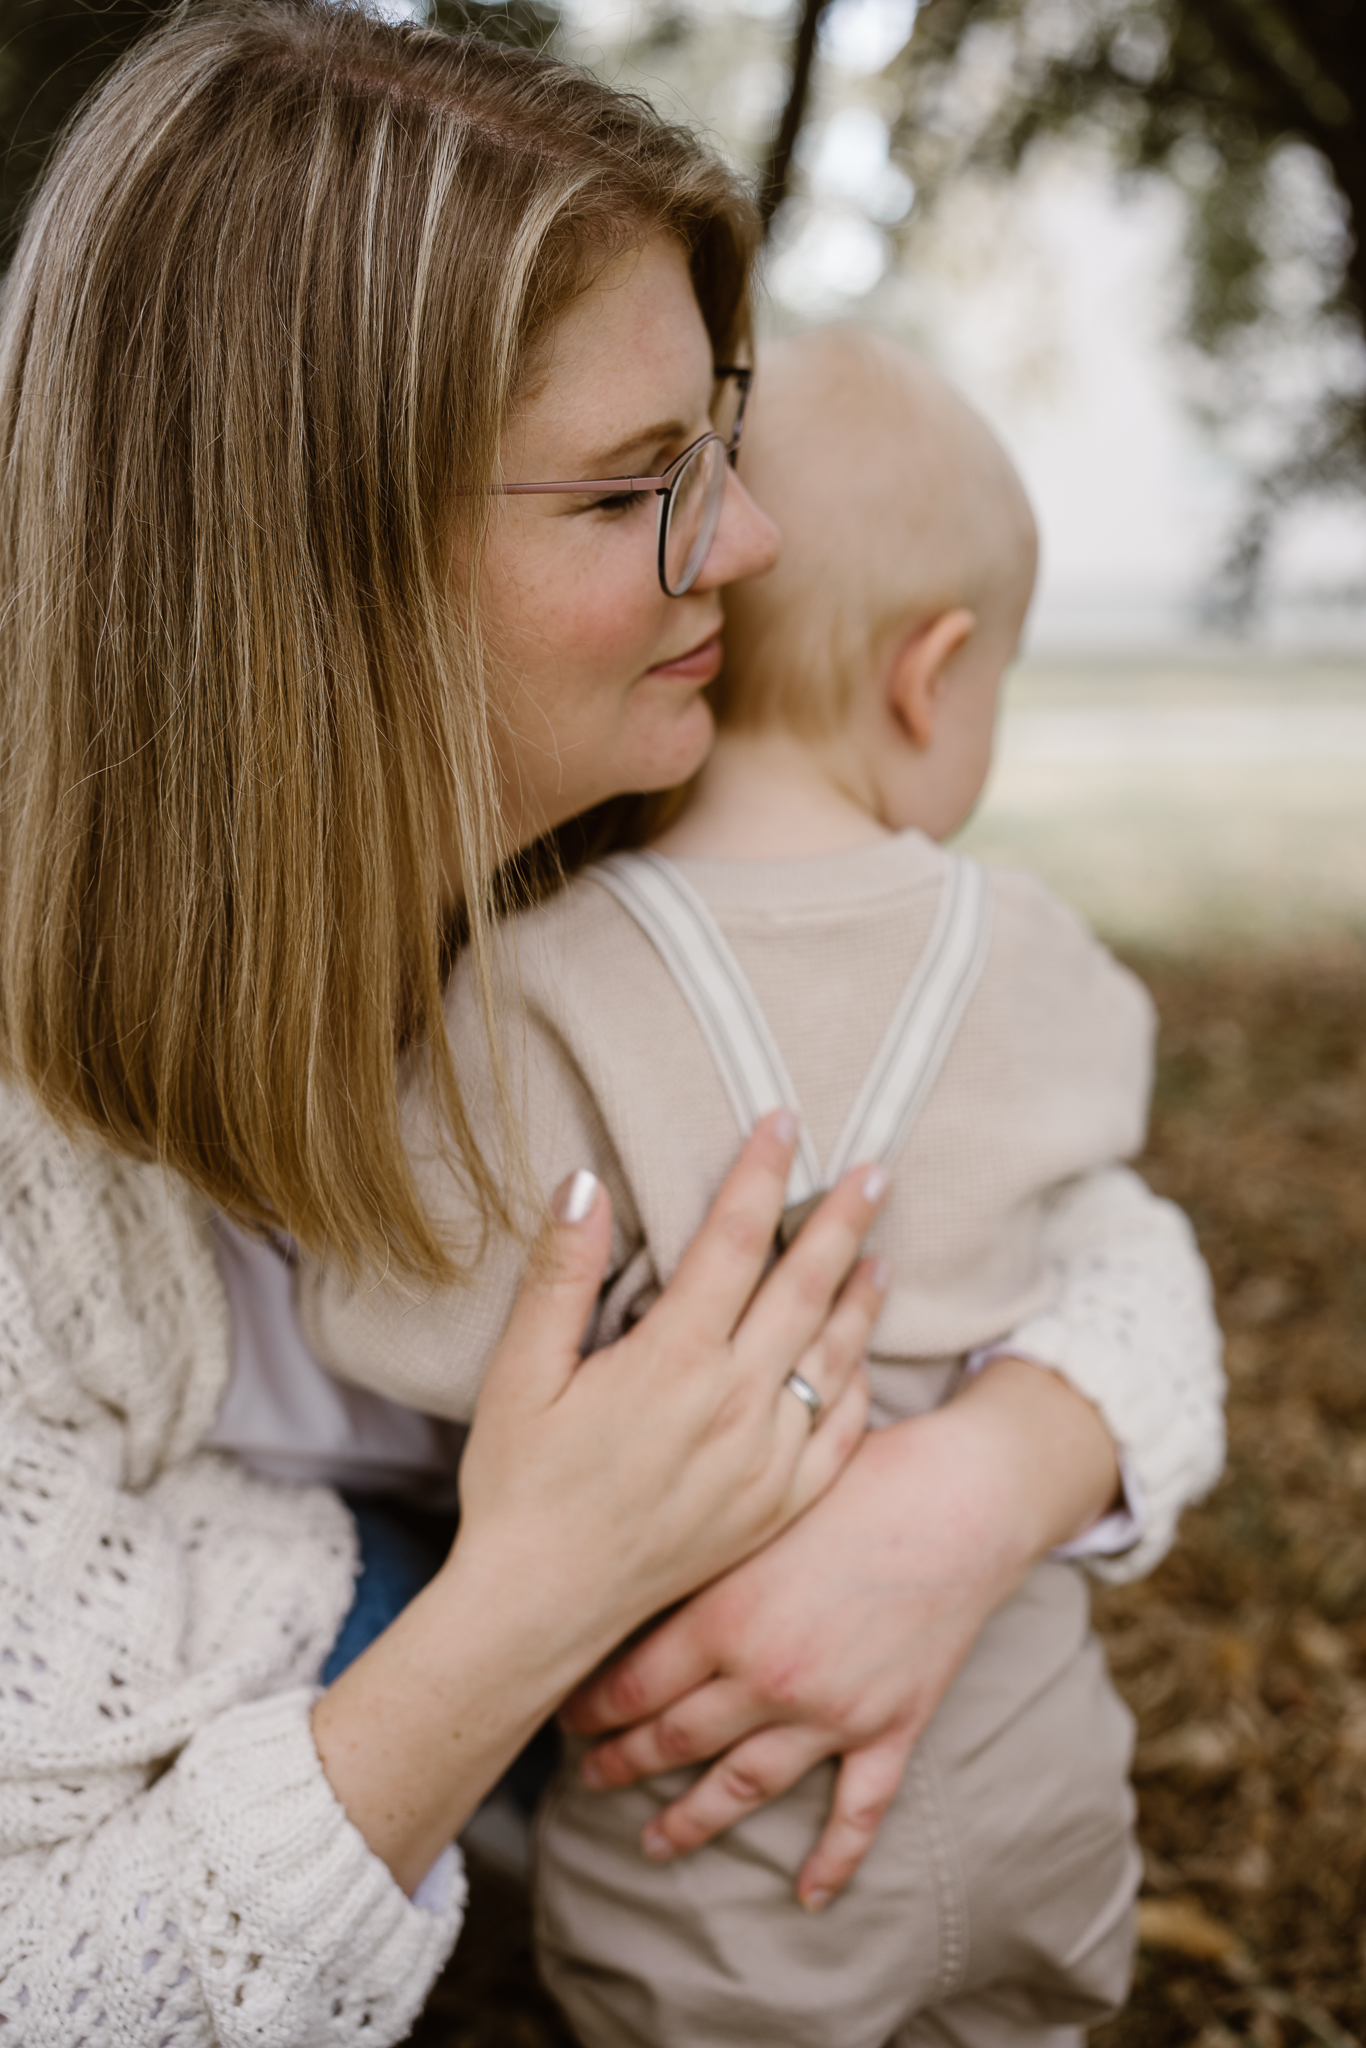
{"left": 320, "top": 1494, "right": 458, "bottom": 1684}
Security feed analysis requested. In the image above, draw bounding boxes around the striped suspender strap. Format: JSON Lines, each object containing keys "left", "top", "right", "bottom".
{"left": 823, "top": 855, "right": 993, "bottom": 1183}
{"left": 590, "top": 850, "right": 994, "bottom": 1239}
{"left": 591, "top": 851, "right": 824, "bottom": 1208}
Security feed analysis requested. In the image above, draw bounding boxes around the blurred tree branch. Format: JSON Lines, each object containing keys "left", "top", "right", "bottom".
{"left": 890, "top": 0, "right": 1366, "bottom": 609}
{"left": 758, "top": 0, "right": 835, "bottom": 225}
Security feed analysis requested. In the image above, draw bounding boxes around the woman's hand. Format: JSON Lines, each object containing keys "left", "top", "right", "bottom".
{"left": 454, "top": 1114, "right": 883, "bottom": 1666}
{"left": 560, "top": 1355, "right": 1121, "bottom": 1910}
{"left": 313, "top": 1112, "right": 884, "bottom": 1893}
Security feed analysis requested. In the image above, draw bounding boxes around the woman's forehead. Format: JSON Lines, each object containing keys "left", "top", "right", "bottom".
{"left": 510, "top": 236, "right": 713, "bottom": 467}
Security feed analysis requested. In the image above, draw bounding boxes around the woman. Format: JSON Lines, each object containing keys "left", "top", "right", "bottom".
{"left": 0, "top": 4, "right": 1222, "bottom": 2039}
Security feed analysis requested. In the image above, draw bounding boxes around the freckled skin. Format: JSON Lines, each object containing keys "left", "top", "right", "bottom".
{"left": 478, "top": 235, "right": 778, "bottom": 855}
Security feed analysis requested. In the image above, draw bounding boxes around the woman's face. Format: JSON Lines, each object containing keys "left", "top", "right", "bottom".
{"left": 480, "top": 235, "right": 779, "bottom": 852}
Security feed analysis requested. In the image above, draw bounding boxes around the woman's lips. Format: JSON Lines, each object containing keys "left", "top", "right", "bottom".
{"left": 646, "top": 630, "right": 723, "bottom": 684}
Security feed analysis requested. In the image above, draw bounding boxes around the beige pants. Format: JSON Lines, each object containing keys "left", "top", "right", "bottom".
{"left": 534, "top": 1563, "right": 1140, "bottom": 2048}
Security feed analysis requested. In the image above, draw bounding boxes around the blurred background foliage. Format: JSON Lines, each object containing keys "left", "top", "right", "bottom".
{"left": 1, "top": 0, "right": 1360, "bottom": 609}
{"left": 569, "top": 0, "right": 1366, "bottom": 612}
{"left": 890, "top": 0, "right": 1366, "bottom": 608}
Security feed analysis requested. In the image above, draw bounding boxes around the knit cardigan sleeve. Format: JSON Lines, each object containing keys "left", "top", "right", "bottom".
{"left": 0, "top": 1095, "right": 463, "bottom": 2044}
{"left": 999, "top": 1164, "right": 1226, "bottom": 1583}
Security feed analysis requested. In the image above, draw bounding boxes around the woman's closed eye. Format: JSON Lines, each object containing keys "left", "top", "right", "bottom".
{"left": 586, "top": 488, "right": 649, "bottom": 517}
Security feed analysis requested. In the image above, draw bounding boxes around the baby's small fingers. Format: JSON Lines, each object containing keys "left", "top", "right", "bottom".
{"left": 639, "top": 1726, "right": 829, "bottom": 1861}
{"left": 795, "top": 1738, "right": 912, "bottom": 1911}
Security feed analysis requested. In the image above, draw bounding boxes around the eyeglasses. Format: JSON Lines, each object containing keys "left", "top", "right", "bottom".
{"left": 499, "top": 366, "right": 752, "bottom": 597}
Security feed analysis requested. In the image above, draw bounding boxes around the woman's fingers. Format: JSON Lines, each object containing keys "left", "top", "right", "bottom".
{"left": 560, "top": 1605, "right": 718, "bottom": 1737}
{"left": 772, "top": 1251, "right": 884, "bottom": 1430}
{"left": 479, "top": 1169, "right": 613, "bottom": 1411}
{"left": 737, "top": 1166, "right": 889, "bottom": 1389}
{"left": 795, "top": 1734, "right": 915, "bottom": 1910}
{"left": 579, "top": 1676, "right": 760, "bottom": 1789}
{"left": 781, "top": 1371, "right": 872, "bottom": 1515}
{"left": 639, "top": 1724, "right": 830, "bottom": 1860}
{"left": 660, "top": 1110, "right": 799, "bottom": 1347}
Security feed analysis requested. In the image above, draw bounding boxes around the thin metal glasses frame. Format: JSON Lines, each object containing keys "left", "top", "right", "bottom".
{"left": 498, "top": 365, "right": 752, "bottom": 597}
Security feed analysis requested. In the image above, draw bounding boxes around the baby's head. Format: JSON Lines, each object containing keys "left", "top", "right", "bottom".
{"left": 719, "top": 327, "right": 1037, "bottom": 840}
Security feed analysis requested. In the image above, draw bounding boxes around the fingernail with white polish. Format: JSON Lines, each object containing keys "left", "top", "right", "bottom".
{"left": 870, "top": 1257, "right": 889, "bottom": 1292}
{"left": 801, "top": 1887, "right": 833, "bottom": 1914}
{"left": 641, "top": 1826, "right": 676, "bottom": 1862}
{"left": 553, "top": 1169, "right": 599, "bottom": 1225}
{"left": 773, "top": 1109, "right": 798, "bottom": 1146}
{"left": 862, "top": 1166, "right": 889, "bottom": 1204}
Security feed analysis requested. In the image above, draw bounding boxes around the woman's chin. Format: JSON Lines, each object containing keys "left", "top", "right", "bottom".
{"left": 536, "top": 698, "right": 716, "bottom": 834}
{"left": 634, "top": 693, "right": 716, "bottom": 794}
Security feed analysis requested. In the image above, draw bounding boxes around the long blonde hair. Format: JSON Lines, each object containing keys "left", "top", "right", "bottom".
{"left": 0, "top": 0, "right": 757, "bottom": 1280}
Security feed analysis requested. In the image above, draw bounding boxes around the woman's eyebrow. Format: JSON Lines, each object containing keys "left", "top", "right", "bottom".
{"left": 578, "top": 416, "right": 691, "bottom": 475}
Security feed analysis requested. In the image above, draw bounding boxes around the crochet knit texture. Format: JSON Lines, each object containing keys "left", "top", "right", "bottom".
{"left": 0, "top": 1086, "right": 464, "bottom": 2044}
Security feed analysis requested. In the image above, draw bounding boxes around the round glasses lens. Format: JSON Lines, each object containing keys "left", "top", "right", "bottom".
{"left": 662, "top": 438, "right": 727, "bottom": 596}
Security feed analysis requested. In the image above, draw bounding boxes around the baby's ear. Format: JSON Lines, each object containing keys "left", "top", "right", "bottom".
{"left": 887, "top": 609, "right": 976, "bottom": 749}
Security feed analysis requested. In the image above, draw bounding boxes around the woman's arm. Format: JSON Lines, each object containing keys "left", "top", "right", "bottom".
{"left": 991, "top": 1164, "right": 1226, "bottom": 1580}
{"left": 561, "top": 1166, "right": 1224, "bottom": 1907}
{"left": 0, "top": 1205, "right": 459, "bottom": 2047}
{"left": 0, "top": 1114, "right": 882, "bottom": 2039}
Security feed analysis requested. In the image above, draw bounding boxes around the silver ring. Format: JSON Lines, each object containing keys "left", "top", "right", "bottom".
{"left": 782, "top": 1370, "right": 822, "bottom": 1428}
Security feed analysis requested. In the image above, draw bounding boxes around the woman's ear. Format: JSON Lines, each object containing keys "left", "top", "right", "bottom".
{"left": 886, "top": 609, "right": 976, "bottom": 750}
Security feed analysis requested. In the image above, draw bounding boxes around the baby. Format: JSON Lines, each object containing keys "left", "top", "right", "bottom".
{"left": 303, "top": 328, "right": 1155, "bottom": 2046}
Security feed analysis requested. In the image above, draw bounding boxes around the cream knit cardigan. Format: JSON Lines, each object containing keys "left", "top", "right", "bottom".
{"left": 0, "top": 1085, "right": 464, "bottom": 2045}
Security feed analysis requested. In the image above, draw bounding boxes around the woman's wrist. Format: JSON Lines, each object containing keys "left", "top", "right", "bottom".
{"left": 947, "top": 1353, "right": 1123, "bottom": 1559}
{"left": 312, "top": 1539, "right": 595, "bottom": 1896}
{"left": 855, "top": 1355, "right": 1123, "bottom": 1618}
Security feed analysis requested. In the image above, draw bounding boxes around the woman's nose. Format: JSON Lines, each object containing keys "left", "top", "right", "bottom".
{"left": 696, "top": 467, "right": 780, "bottom": 592}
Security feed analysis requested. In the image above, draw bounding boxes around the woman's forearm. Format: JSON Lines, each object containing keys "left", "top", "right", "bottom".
{"left": 312, "top": 1545, "right": 614, "bottom": 1895}
{"left": 1003, "top": 1165, "right": 1226, "bottom": 1579}
{"left": 947, "top": 1352, "right": 1123, "bottom": 1564}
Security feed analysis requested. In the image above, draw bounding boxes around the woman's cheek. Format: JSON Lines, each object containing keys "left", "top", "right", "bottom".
{"left": 566, "top": 575, "right": 671, "bottom": 680}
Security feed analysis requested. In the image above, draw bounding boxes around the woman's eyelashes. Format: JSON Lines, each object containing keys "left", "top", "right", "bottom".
{"left": 587, "top": 489, "right": 648, "bottom": 516}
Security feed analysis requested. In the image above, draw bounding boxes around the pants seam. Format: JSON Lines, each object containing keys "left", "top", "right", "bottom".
{"left": 910, "top": 1736, "right": 970, "bottom": 2004}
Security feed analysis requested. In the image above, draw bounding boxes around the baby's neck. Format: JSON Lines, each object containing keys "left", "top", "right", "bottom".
{"left": 652, "top": 727, "right": 889, "bottom": 861}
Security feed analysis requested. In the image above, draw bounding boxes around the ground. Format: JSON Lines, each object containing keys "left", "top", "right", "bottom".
{"left": 411, "top": 936, "right": 1366, "bottom": 2048}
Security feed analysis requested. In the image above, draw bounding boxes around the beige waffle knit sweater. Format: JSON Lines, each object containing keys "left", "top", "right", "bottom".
{"left": 303, "top": 832, "right": 1224, "bottom": 1579}
{"left": 0, "top": 1083, "right": 464, "bottom": 2045}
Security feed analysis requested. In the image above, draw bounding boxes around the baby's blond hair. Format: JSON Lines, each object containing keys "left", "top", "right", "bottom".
{"left": 718, "top": 327, "right": 1034, "bottom": 738}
